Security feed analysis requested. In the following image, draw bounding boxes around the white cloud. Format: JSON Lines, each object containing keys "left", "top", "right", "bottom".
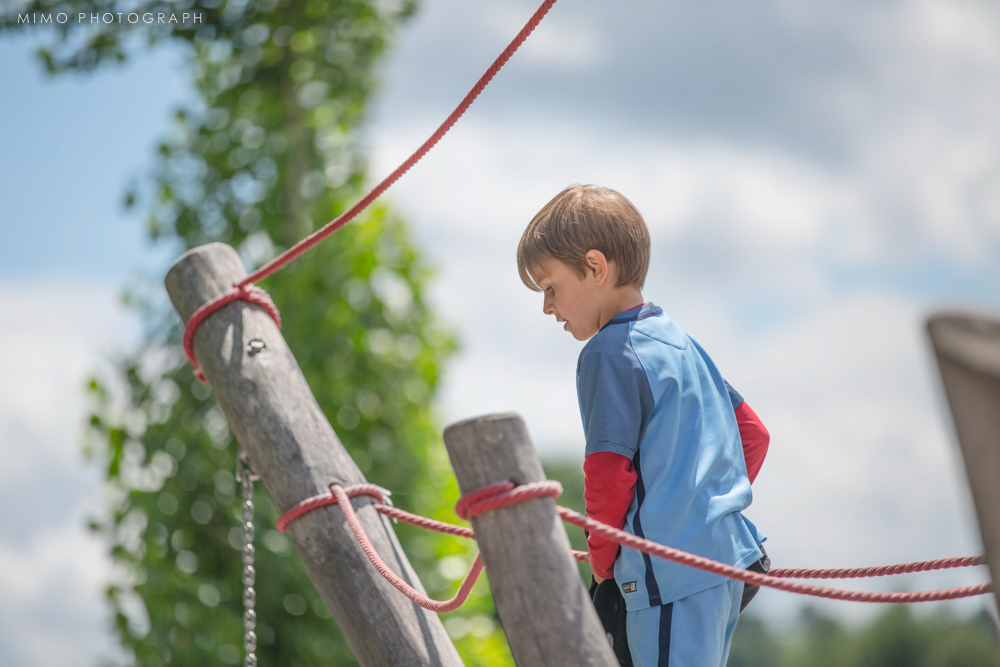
{"left": 496, "top": 7, "right": 605, "bottom": 70}
{"left": 0, "top": 281, "right": 131, "bottom": 666}
{"left": 372, "top": 119, "right": 862, "bottom": 242}
{"left": 432, "top": 258, "right": 992, "bottom": 622}
{"left": 3, "top": 0, "right": 999, "bottom": 647}
{"left": 373, "top": 0, "right": 1000, "bottom": 268}
{"left": 724, "top": 292, "right": 991, "bottom": 622}
{"left": 0, "top": 521, "right": 120, "bottom": 666}
{"left": 907, "top": 0, "right": 1000, "bottom": 64}
{"left": 366, "top": 54, "right": 998, "bottom": 623}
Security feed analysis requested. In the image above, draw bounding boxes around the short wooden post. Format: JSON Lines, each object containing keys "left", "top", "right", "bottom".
{"left": 165, "top": 243, "right": 462, "bottom": 667}
{"left": 442, "top": 413, "right": 617, "bottom": 667}
{"left": 927, "top": 310, "right": 1000, "bottom": 611}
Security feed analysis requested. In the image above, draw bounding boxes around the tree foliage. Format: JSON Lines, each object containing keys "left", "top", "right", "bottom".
{"left": 2, "top": 0, "right": 516, "bottom": 664}
{"left": 729, "top": 605, "right": 1000, "bottom": 667}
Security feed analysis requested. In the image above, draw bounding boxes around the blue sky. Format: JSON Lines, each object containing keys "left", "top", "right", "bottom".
{"left": 0, "top": 31, "right": 191, "bottom": 666}
{"left": 2, "top": 1, "right": 1000, "bottom": 665}
{"left": 0, "top": 33, "right": 187, "bottom": 283}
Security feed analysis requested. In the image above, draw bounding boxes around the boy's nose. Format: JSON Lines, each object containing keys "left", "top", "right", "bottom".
{"left": 543, "top": 293, "right": 555, "bottom": 315}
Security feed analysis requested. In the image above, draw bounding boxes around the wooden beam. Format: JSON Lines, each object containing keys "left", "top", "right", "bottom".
{"left": 927, "top": 310, "right": 1000, "bottom": 612}
{"left": 442, "top": 413, "right": 618, "bottom": 667}
{"left": 165, "top": 243, "right": 462, "bottom": 667}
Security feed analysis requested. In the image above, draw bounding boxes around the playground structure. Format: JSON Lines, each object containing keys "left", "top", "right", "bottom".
{"left": 166, "top": 242, "right": 1000, "bottom": 667}
{"left": 159, "top": 2, "right": 1000, "bottom": 664}
{"left": 166, "top": 242, "right": 616, "bottom": 666}
{"left": 927, "top": 313, "right": 1000, "bottom": 612}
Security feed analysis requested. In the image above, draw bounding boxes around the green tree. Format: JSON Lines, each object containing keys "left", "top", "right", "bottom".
{"left": 921, "top": 611, "right": 1000, "bottom": 667}
{"left": 727, "top": 614, "right": 783, "bottom": 667}
{"left": 855, "top": 606, "right": 928, "bottom": 667}
{"left": 542, "top": 459, "right": 593, "bottom": 582}
{"left": 725, "top": 606, "right": 1000, "bottom": 667}
{"left": 2, "top": 1, "right": 513, "bottom": 664}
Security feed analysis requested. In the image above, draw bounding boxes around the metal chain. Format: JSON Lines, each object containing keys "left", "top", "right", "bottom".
{"left": 238, "top": 458, "right": 258, "bottom": 667}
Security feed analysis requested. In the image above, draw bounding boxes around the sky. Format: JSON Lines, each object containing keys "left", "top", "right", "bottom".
{"left": 2, "top": 0, "right": 1000, "bottom": 665}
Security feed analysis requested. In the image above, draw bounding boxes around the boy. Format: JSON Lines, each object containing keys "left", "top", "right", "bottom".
{"left": 516, "top": 185, "right": 768, "bottom": 667}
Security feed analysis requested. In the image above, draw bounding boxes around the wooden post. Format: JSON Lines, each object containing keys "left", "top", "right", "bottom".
{"left": 927, "top": 310, "right": 1000, "bottom": 611}
{"left": 442, "top": 413, "right": 618, "bottom": 667}
{"left": 165, "top": 243, "right": 462, "bottom": 667}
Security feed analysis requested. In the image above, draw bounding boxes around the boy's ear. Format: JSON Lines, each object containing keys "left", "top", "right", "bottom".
{"left": 585, "top": 249, "right": 610, "bottom": 286}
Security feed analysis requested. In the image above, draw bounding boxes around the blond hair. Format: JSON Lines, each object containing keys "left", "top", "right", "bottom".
{"left": 517, "top": 185, "right": 650, "bottom": 291}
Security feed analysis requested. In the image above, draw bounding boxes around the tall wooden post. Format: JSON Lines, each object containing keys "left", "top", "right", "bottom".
{"left": 442, "top": 413, "right": 618, "bottom": 667}
{"left": 927, "top": 310, "right": 1000, "bottom": 611}
{"left": 165, "top": 243, "right": 462, "bottom": 667}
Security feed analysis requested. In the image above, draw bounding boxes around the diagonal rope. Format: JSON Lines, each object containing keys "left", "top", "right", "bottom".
{"left": 237, "top": 0, "right": 559, "bottom": 289}
{"left": 182, "top": 0, "right": 558, "bottom": 381}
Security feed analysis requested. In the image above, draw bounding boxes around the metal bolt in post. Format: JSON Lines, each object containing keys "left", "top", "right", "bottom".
{"left": 166, "top": 243, "right": 461, "bottom": 666}
{"left": 238, "top": 458, "right": 258, "bottom": 667}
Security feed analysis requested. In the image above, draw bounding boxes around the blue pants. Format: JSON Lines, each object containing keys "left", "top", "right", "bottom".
{"left": 626, "top": 578, "right": 744, "bottom": 667}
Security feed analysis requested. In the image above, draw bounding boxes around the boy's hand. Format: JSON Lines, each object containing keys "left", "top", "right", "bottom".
{"left": 590, "top": 553, "right": 607, "bottom": 584}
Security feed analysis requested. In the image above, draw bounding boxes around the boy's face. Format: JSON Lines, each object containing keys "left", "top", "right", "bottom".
{"left": 529, "top": 257, "right": 604, "bottom": 341}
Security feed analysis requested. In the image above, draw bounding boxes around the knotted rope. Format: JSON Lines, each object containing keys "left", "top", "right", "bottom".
{"left": 276, "top": 480, "right": 991, "bottom": 612}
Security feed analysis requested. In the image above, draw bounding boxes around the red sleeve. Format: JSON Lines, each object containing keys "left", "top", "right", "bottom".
{"left": 583, "top": 451, "right": 637, "bottom": 579}
{"left": 735, "top": 401, "right": 769, "bottom": 484}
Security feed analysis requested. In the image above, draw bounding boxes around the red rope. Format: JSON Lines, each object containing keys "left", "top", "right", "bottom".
{"left": 277, "top": 480, "right": 991, "bottom": 609}
{"left": 276, "top": 482, "right": 590, "bottom": 561}
{"left": 274, "top": 483, "right": 371, "bottom": 533}
{"left": 554, "top": 502, "right": 991, "bottom": 604}
{"left": 454, "top": 479, "right": 562, "bottom": 520}
{"left": 330, "top": 485, "right": 483, "bottom": 612}
{"left": 180, "top": 0, "right": 558, "bottom": 380}
{"left": 182, "top": 285, "right": 281, "bottom": 382}
{"left": 769, "top": 556, "right": 986, "bottom": 580}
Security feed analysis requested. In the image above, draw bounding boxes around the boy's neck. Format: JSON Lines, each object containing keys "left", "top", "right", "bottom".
{"left": 598, "top": 286, "right": 645, "bottom": 330}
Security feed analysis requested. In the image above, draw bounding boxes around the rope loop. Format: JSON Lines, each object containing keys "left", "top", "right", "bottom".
{"left": 183, "top": 284, "right": 281, "bottom": 383}
{"left": 454, "top": 480, "right": 563, "bottom": 521}
{"left": 275, "top": 482, "right": 386, "bottom": 533}
{"left": 329, "top": 484, "right": 484, "bottom": 612}
{"left": 273, "top": 478, "right": 990, "bottom": 609}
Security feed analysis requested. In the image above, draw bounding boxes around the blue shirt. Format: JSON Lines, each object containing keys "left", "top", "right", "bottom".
{"left": 577, "top": 303, "right": 764, "bottom": 610}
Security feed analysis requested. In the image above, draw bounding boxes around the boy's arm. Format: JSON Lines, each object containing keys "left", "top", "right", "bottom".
{"left": 736, "top": 401, "right": 769, "bottom": 483}
{"left": 584, "top": 451, "right": 637, "bottom": 580}
{"left": 577, "top": 341, "right": 652, "bottom": 580}
{"left": 724, "top": 380, "right": 770, "bottom": 484}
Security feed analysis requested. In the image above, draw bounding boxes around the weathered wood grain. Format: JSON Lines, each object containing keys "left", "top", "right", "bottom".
{"left": 442, "top": 413, "right": 617, "bottom": 667}
{"left": 165, "top": 242, "right": 462, "bottom": 667}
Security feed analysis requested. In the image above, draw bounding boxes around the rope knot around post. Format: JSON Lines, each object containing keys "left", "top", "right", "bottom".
{"left": 273, "top": 474, "right": 993, "bottom": 614}
{"left": 454, "top": 480, "right": 563, "bottom": 521}
{"left": 182, "top": 284, "right": 282, "bottom": 382}
{"left": 272, "top": 479, "right": 576, "bottom": 614}
{"left": 275, "top": 483, "right": 389, "bottom": 533}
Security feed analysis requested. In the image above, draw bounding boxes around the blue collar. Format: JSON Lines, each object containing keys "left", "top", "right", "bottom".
{"left": 602, "top": 302, "right": 662, "bottom": 330}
